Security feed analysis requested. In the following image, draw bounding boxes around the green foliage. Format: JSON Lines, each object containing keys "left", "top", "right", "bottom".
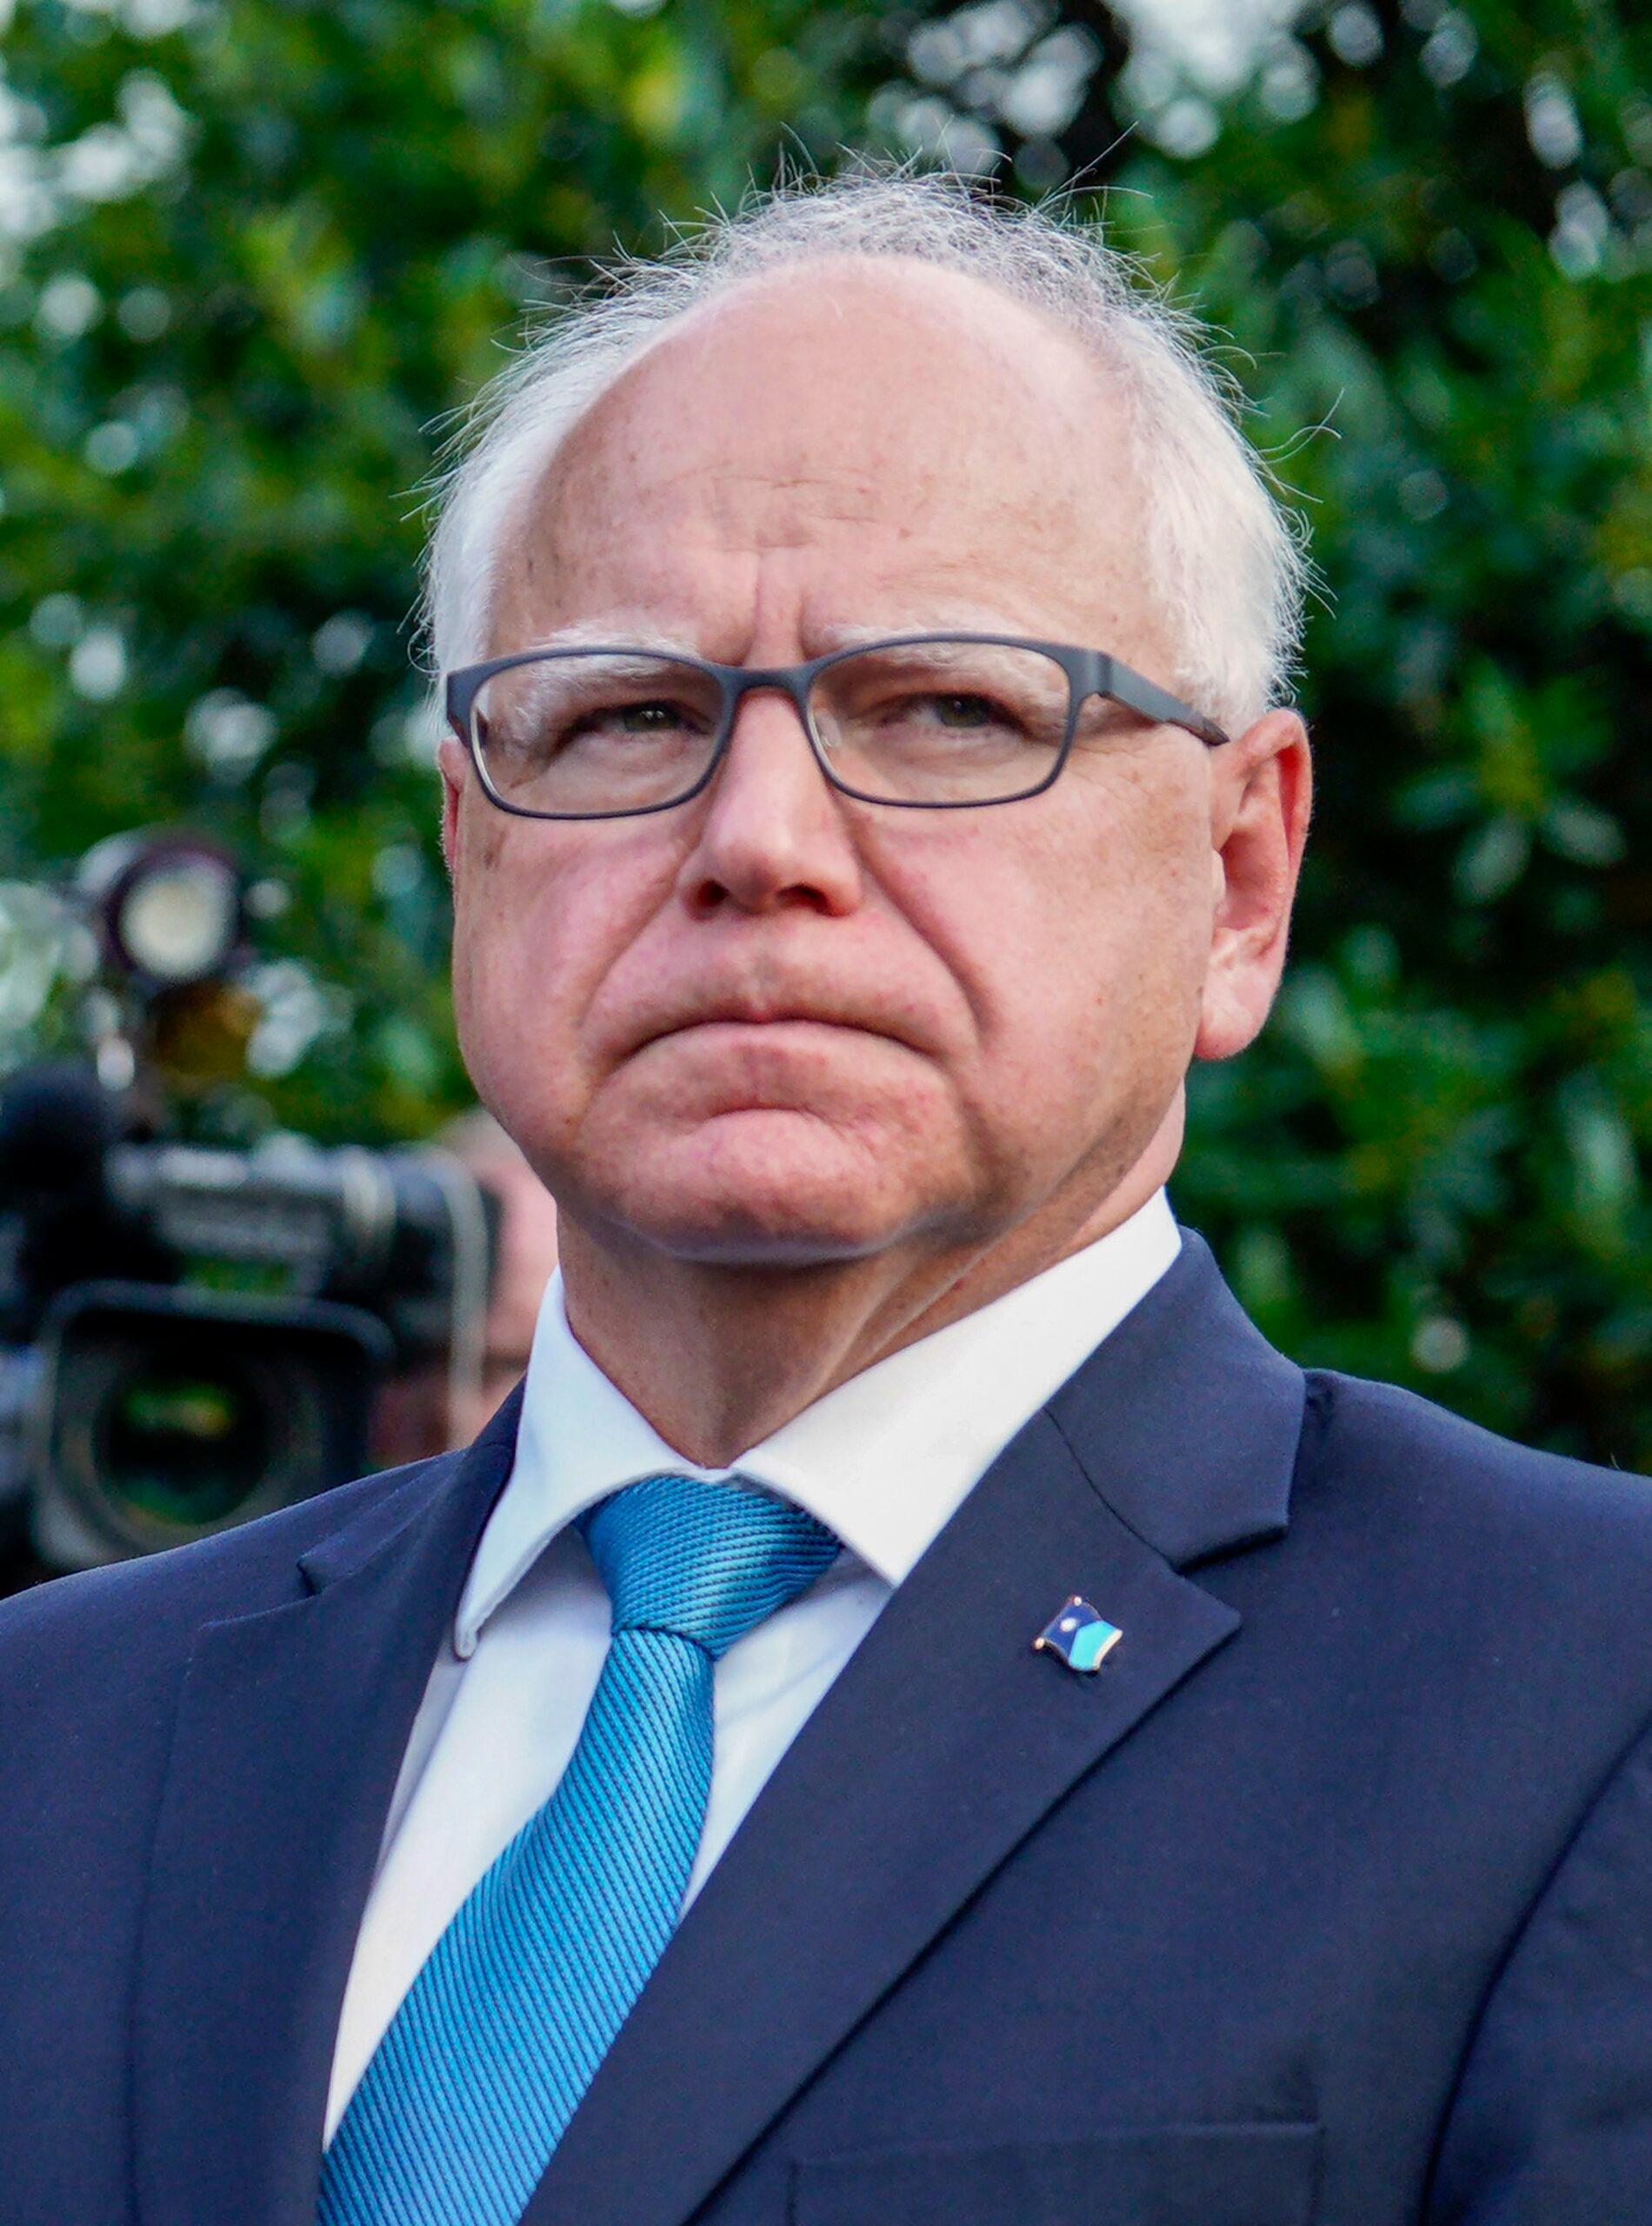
{"left": 1108, "top": 3, "right": 1652, "bottom": 1467}
{"left": 2, "top": 0, "right": 1649, "bottom": 1463}
{"left": 0, "top": 0, "right": 896, "bottom": 1136}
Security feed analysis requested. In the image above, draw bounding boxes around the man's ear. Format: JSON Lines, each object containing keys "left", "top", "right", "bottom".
{"left": 437, "top": 734, "right": 468, "bottom": 878}
{"left": 1194, "top": 708, "right": 1312, "bottom": 1063}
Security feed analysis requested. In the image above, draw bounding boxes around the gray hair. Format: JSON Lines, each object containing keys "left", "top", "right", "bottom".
{"left": 423, "top": 170, "right": 1308, "bottom": 734}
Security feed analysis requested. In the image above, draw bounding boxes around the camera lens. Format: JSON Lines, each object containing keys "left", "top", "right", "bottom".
{"left": 32, "top": 1283, "right": 386, "bottom": 1566}
{"left": 97, "top": 1361, "right": 272, "bottom": 1530}
{"left": 52, "top": 1326, "right": 321, "bottom": 1558}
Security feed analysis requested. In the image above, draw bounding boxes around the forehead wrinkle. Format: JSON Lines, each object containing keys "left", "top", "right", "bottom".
{"left": 493, "top": 539, "right": 1144, "bottom": 669}
{"left": 721, "top": 473, "right": 896, "bottom": 535}
{"left": 551, "top": 458, "right": 922, "bottom": 547}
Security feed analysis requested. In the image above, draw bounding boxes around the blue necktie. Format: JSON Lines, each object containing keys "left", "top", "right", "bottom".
{"left": 317, "top": 1473, "right": 838, "bottom": 2226}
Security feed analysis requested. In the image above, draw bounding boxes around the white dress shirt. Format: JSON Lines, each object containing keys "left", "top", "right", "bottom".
{"left": 324, "top": 1188, "right": 1181, "bottom": 2139}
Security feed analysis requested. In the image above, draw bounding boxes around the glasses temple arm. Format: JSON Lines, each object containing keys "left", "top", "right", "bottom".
{"left": 1088, "top": 656, "right": 1231, "bottom": 750}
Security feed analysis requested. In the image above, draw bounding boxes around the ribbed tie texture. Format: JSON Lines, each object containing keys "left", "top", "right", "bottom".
{"left": 316, "top": 1473, "right": 838, "bottom": 2226}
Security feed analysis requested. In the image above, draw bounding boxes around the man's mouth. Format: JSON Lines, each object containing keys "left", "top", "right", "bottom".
{"left": 636, "top": 1007, "right": 900, "bottom": 1051}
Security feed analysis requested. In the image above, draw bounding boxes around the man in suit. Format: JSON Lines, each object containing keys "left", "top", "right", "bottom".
{"left": 5, "top": 171, "right": 1652, "bottom": 2226}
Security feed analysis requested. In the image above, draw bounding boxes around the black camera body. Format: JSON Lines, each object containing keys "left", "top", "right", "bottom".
{"left": 0, "top": 1067, "right": 492, "bottom": 1573}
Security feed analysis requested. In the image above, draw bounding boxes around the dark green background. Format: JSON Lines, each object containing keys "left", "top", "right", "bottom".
{"left": 3, "top": 0, "right": 1649, "bottom": 1463}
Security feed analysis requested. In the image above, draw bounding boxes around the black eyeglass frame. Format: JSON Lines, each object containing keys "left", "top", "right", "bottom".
{"left": 443, "top": 633, "right": 1233, "bottom": 820}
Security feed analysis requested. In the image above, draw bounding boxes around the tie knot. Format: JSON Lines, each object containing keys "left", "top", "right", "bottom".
{"left": 580, "top": 1474, "right": 838, "bottom": 1659}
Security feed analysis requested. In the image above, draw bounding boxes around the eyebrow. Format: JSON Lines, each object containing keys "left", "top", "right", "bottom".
{"left": 813, "top": 613, "right": 1035, "bottom": 654}
{"left": 495, "top": 611, "right": 1043, "bottom": 664}
{"left": 502, "top": 617, "right": 707, "bottom": 658}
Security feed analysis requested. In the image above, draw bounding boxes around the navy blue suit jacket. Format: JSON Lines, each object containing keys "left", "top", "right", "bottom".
{"left": 6, "top": 1233, "right": 1652, "bottom": 2225}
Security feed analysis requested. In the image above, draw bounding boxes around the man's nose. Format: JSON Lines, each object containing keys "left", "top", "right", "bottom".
{"left": 675, "top": 688, "right": 863, "bottom": 919}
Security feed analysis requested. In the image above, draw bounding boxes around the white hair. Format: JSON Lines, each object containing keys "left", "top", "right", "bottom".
{"left": 423, "top": 170, "right": 1309, "bottom": 734}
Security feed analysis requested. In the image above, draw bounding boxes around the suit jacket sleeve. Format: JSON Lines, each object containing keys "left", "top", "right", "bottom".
{"left": 1428, "top": 1713, "right": 1652, "bottom": 2221}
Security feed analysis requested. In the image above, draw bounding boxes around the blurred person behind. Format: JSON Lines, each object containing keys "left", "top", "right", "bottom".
{"left": 372, "top": 1110, "right": 559, "bottom": 1464}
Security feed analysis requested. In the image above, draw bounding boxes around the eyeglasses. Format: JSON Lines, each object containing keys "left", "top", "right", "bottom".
{"left": 443, "top": 633, "right": 1231, "bottom": 820}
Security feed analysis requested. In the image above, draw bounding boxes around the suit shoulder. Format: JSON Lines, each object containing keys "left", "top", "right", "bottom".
{"left": 1306, "top": 1366, "right": 1652, "bottom": 1563}
{"left": 0, "top": 1452, "right": 457, "bottom": 1694}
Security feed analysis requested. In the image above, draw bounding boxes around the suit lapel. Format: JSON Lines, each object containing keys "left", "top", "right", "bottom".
{"left": 131, "top": 1396, "right": 520, "bottom": 2226}
{"left": 526, "top": 1236, "right": 1306, "bottom": 2226}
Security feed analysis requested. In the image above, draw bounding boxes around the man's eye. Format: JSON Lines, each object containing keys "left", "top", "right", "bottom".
{"left": 568, "top": 699, "right": 690, "bottom": 739}
{"left": 928, "top": 692, "right": 998, "bottom": 729}
{"left": 609, "top": 700, "right": 683, "bottom": 733}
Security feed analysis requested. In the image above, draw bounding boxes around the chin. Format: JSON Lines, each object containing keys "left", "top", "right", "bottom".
{"left": 583, "top": 1109, "right": 950, "bottom": 1268}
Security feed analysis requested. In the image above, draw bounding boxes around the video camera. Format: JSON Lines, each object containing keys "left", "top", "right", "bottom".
{"left": 0, "top": 832, "right": 492, "bottom": 1577}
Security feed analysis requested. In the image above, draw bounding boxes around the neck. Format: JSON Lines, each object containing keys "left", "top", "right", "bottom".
{"left": 556, "top": 1119, "right": 1180, "bottom": 1467}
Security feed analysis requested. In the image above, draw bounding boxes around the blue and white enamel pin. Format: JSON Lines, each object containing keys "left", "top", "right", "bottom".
{"left": 1033, "top": 1595, "right": 1122, "bottom": 1675}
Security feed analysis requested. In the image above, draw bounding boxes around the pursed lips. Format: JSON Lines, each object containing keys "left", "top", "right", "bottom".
{"left": 625, "top": 999, "right": 926, "bottom": 1058}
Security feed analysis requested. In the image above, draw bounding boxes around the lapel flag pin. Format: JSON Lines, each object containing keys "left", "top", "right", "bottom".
{"left": 1034, "top": 1596, "right": 1122, "bottom": 1675}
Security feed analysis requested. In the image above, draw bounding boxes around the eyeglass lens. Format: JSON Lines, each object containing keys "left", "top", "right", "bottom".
{"left": 469, "top": 641, "right": 1082, "bottom": 816}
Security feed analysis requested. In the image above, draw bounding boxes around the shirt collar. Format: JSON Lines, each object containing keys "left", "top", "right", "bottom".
{"left": 454, "top": 1189, "right": 1181, "bottom": 1656}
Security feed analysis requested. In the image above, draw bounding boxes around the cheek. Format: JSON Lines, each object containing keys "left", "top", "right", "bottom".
{"left": 449, "top": 817, "right": 665, "bottom": 1110}
{"left": 882, "top": 778, "right": 1213, "bottom": 1131}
